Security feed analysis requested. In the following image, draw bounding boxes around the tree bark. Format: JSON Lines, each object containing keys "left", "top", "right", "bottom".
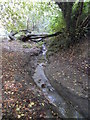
{"left": 56, "top": 2, "right": 74, "bottom": 31}
{"left": 9, "top": 30, "right": 62, "bottom": 42}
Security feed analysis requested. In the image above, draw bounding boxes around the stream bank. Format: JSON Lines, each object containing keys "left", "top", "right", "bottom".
{"left": 32, "top": 41, "right": 88, "bottom": 119}
{"left": 44, "top": 38, "right": 89, "bottom": 118}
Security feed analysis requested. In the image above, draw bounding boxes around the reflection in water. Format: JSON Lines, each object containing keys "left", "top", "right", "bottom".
{"left": 42, "top": 43, "right": 47, "bottom": 61}
{"left": 48, "top": 95, "right": 55, "bottom": 103}
{"left": 33, "top": 62, "right": 83, "bottom": 119}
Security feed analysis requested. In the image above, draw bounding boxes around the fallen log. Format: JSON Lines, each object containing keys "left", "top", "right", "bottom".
{"left": 9, "top": 30, "right": 62, "bottom": 42}
{"left": 19, "top": 31, "right": 62, "bottom": 42}
{"left": 9, "top": 34, "right": 16, "bottom": 40}
{"left": 8, "top": 29, "right": 31, "bottom": 41}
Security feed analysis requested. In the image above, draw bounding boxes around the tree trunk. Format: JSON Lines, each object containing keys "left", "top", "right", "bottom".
{"left": 56, "top": 2, "right": 74, "bottom": 32}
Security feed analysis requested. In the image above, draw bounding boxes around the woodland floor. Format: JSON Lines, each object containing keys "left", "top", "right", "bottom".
{"left": 1, "top": 39, "right": 60, "bottom": 119}
{"left": 0, "top": 37, "right": 89, "bottom": 119}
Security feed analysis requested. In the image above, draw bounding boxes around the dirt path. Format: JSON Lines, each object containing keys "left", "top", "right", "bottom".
{"left": 2, "top": 40, "right": 60, "bottom": 119}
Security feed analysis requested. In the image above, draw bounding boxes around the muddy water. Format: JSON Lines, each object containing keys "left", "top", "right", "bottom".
{"left": 32, "top": 44, "right": 84, "bottom": 119}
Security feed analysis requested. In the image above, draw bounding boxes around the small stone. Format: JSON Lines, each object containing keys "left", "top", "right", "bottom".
{"left": 41, "top": 84, "right": 46, "bottom": 88}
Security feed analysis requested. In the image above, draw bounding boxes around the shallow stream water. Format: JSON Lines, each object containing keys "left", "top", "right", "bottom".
{"left": 32, "top": 44, "right": 84, "bottom": 119}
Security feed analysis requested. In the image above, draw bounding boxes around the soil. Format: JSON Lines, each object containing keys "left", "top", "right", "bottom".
{"left": 1, "top": 39, "right": 61, "bottom": 119}
{"left": 44, "top": 37, "right": 89, "bottom": 118}
{"left": 0, "top": 36, "right": 89, "bottom": 119}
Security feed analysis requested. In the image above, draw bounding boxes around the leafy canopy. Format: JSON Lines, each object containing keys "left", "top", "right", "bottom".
{"left": 0, "top": 0, "right": 64, "bottom": 33}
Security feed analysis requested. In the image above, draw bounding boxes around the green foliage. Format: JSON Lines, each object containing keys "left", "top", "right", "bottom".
{"left": 36, "top": 41, "right": 44, "bottom": 48}
{"left": 0, "top": 0, "right": 64, "bottom": 33}
{"left": 72, "top": 1, "right": 89, "bottom": 24}
{"left": 23, "top": 44, "right": 32, "bottom": 48}
{"left": 49, "top": 12, "right": 66, "bottom": 33}
{"left": 0, "top": 0, "right": 89, "bottom": 53}
{"left": 48, "top": 32, "right": 70, "bottom": 51}
{"left": 71, "top": 1, "right": 89, "bottom": 40}
{"left": 48, "top": 0, "right": 89, "bottom": 53}
{"left": 0, "top": 0, "right": 29, "bottom": 31}
{"left": 48, "top": 2, "right": 66, "bottom": 33}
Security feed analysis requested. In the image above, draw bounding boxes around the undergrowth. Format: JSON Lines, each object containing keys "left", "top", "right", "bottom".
{"left": 46, "top": 31, "right": 86, "bottom": 59}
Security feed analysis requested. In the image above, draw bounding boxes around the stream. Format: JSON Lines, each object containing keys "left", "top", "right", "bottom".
{"left": 0, "top": 24, "right": 85, "bottom": 118}
{"left": 32, "top": 43, "right": 84, "bottom": 119}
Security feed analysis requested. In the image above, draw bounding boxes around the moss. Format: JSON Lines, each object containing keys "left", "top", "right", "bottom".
{"left": 46, "top": 33, "right": 72, "bottom": 58}
{"left": 36, "top": 41, "right": 44, "bottom": 48}
{"left": 23, "top": 44, "right": 32, "bottom": 48}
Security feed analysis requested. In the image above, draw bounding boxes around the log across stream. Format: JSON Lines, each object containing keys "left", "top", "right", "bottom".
{"left": 32, "top": 43, "right": 84, "bottom": 119}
